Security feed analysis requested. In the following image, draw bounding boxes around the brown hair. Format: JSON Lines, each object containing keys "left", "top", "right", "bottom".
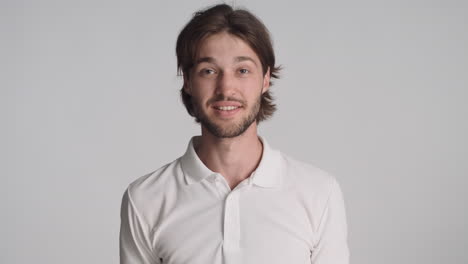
{"left": 176, "top": 4, "right": 281, "bottom": 123}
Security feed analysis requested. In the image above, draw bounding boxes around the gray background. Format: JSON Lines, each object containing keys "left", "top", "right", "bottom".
{"left": 2, "top": 0, "right": 467, "bottom": 263}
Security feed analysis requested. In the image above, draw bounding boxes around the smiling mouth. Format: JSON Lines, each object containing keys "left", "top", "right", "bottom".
{"left": 214, "top": 106, "right": 241, "bottom": 111}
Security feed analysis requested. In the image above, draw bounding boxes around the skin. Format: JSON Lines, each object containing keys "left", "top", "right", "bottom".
{"left": 184, "top": 32, "right": 271, "bottom": 190}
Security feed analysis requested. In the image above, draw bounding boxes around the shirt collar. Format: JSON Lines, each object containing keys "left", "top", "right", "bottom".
{"left": 180, "top": 135, "right": 283, "bottom": 188}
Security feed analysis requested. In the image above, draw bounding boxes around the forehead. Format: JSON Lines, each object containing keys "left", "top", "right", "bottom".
{"left": 195, "top": 32, "right": 261, "bottom": 64}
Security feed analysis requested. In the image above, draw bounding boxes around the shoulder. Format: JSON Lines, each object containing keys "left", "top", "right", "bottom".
{"left": 280, "top": 152, "right": 340, "bottom": 200}
{"left": 124, "top": 158, "right": 182, "bottom": 212}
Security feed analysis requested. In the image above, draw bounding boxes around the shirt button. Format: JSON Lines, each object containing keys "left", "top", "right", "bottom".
{"left": 208, "top": 174, "right": 217, "bottom": 182}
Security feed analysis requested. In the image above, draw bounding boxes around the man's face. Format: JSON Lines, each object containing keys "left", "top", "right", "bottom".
{"left": 184, "top": 32, "right": 270, "bottom": 138}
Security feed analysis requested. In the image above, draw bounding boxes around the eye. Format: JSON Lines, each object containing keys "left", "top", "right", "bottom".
{"left": 198, "top": 68, "right": 216, "bottom": 77}
{"left": 200, "top": 68, "right": 216, "bottom": 75}
{"left": 239, "top": 68, "right": 249, "bottom": 74}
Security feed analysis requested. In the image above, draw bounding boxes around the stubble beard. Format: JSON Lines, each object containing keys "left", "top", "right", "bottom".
{"left": 193, "top": 95, "right": 261, "bottom": 138}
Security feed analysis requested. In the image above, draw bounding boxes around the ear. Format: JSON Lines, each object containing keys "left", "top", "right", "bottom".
{"left": 183, "top": 74, "right": 192, "bottom": 95}
{"left": 261, "top": 67, "right": 271, "bottom": 94}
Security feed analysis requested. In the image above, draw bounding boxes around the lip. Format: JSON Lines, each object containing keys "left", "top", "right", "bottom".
{"left": 211, "top": 101, "right": 243, "bottom": 108}
{"left": 212, "top": 105, "right": 242, "bottom": 118}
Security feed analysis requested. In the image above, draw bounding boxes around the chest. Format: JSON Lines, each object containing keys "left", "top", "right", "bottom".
{"left": 151, "top": 182, "right": 315, "bottom": 264}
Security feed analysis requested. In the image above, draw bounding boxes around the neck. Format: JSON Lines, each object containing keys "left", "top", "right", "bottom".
{"left": 194, "top": 122, "right": 263, "bottom": 189}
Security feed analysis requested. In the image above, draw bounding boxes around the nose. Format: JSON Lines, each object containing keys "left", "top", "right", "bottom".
{"left": 215, "top": 71, "right": 236, "bottom": 97}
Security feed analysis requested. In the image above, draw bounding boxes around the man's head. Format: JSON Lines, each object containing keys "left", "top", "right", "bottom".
{"left": 176, "top": 4, "right": 281, "bottom": 137}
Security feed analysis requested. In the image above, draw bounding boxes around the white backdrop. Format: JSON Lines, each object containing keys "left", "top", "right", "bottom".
{"left": 2, "top": 0, "right": 467, "bottom": 263}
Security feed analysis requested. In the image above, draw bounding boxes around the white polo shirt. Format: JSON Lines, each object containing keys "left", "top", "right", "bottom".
{"left": 120, "top": 136, "right": 349, "bottom": 264}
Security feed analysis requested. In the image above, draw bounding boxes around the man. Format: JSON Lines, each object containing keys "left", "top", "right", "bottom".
{"left": 120, "top": 4, "right": 349, "bottom": 264}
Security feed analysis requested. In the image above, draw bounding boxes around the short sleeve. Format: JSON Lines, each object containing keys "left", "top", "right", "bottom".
{"left": 120, "top": 188, "right": 160, "bottom": 264}
{"left": 310, "top": 178, "right": 350, "bottom": 264}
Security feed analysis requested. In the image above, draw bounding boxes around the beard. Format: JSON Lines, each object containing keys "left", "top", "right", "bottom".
{"left": 192, "top": 94, "right": 261, "bottom": 138}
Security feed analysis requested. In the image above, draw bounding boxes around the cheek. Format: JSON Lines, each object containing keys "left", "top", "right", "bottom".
{"left": 190, "top": 85, "right": 214, "bottom": 106}
{"left": 241, "top": 77, "right": 264, "bottom": 93}
{"left": 193, "top": 78, "right": 216, "bottom": 92}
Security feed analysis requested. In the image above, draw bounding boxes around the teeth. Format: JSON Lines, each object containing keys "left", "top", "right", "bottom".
{"left": 216, "top": 106, "right": 239, "bottom": 111}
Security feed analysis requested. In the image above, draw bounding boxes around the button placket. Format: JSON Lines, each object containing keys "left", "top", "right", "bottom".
{"left": 212, "top": 174, "right": 251, "bottom": 254}
{"left": 223, "top": 190, "right": 241, "bottom": 252}
{"left": 213, "top": 174, "right": 230, "bottom": 199}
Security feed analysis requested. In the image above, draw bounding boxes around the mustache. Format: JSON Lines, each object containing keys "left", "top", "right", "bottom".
{"left": 207, "top": 95, "right": 246, "bottom": 106}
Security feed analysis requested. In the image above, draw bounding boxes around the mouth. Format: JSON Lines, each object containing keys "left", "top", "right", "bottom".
{"left": 211, "top": 105, "right": 243, "bottom": 118}
{"left": 213, "top": 105, "right": 242, "bottom": 111}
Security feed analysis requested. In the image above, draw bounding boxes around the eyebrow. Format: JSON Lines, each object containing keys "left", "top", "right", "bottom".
{"left": 195, "top": 57, "right": 215, "bottom": 65}
{"left": 195, "top": 56, "right": 258, "bottom": 66}
{"left": 234, "top": 56, "right": 257, "bottom": 66}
